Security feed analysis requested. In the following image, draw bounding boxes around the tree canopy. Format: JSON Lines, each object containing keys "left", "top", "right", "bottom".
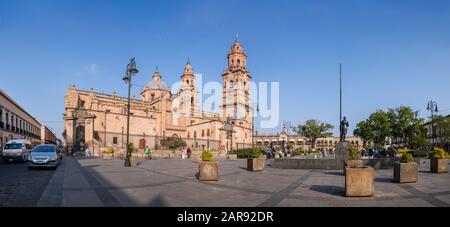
{"left": 292, "top": 119, "right": 334, "bottom": 149}
{"left": 353, "top": 106, "right": 427, "bottom": 149}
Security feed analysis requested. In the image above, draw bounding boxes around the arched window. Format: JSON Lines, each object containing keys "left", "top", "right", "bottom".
{"left": 237, "top": 59, "right": 241, "bottom": 65}
{"left": 191, "top": 97, "right": 194, "bottom": 104}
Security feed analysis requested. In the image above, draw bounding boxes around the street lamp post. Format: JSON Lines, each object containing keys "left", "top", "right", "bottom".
{"left": 252, "top": 103, "right": 260, "bottom": 148}
{"left": 427, "top": 100, "right": 439, "bottom": 151}
{"left": 123, "top": 58, "right": 139, "bottom": 167}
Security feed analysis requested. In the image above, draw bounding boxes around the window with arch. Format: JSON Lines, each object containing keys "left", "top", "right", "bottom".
{"left": 201, "top": 130, "right": 205, "bottom": 137}
{"left": 237, "top": 59, "right": 241, "bottom": 65}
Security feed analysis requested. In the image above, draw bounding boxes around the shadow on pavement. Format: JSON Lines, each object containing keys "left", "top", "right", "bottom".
{"left": 309, "top": 185, "right": 345, "bottom": 196}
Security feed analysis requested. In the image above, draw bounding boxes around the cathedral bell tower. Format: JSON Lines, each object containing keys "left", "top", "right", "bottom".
{"left": 221, "top": 38, "right": 252, "bottom": 127}
{"left": 179, "top": 59, "right": 198, "bottom": 116}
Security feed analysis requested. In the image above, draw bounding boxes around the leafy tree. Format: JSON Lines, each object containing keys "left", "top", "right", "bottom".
{"left": 434, "top": 115, "right": 450, "bottom": 149}
{"left": 389, "top": 106, "right": 427, "bottom": 149}
{"left": 292, "top": 119, "right": 334, "bottom": 149}
{"left": 354, "top": 110, "right": 391, "bottom": 148}
{"left": 161, "top": 137, "right": 187, "bottom": 150}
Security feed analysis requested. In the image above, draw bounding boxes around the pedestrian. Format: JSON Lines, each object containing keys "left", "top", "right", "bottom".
{"left": 145, "top": 146, "right": 150, "bottom": 160}
{"left": 187, "top": 147, "right": 191, "bottom": 159}
{"left": 182, "top": 147, "right": 187, "bottom": 159}
{"left": 85, "top": 147, "right": 91, "bottom": 158}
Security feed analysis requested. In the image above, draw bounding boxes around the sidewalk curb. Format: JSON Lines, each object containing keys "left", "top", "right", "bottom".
{"left": 36, "top": 159, "right": 65, "bottom": 207}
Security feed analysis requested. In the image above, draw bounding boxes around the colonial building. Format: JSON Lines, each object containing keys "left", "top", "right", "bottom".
{"left": 63, "top": 39, "right": 254, "bottom": 155}
{"left": 255, "top": 130, "right": 367, "bottom": 152}
{"left": 0, "top": 89, "right": 56, "bottom": 146}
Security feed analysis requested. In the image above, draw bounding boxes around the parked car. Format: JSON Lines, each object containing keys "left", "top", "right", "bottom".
{"left": 2, "top": 139, "right": 33, "bottom": 163}
{"left": 28, "top": 144, "right": 63, "bottom": 169}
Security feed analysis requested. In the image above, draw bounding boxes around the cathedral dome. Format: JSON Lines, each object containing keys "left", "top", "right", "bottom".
{"left": 145, "top": 70, "right": 170, "bottom": 91}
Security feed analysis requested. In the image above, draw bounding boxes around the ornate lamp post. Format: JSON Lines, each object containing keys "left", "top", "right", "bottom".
{"left": 123, "top": 58, "right": 139, "bottom": 167}
{"left": 427, "top": 100, "right": 439, "bottom": 151}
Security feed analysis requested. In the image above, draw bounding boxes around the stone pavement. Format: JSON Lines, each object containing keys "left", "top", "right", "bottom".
{"left": 37, "top": 156, "right": 450, "bottom": 207}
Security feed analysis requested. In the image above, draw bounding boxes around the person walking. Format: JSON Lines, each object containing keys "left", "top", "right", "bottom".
{"left": 187, "top": 147, "right": 192, "bottom": 159}
{"left": 85, "top": 147, "right": 91, "bottom": 158}
{"left": 145, "top": 146, "right": 150, "bottom": 160}
{"left": 182, "top": 147, "right": 187, "bottom": 159}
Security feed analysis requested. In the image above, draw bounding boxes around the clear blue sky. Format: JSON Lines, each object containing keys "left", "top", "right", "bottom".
{"left": 1, "top": 0, "right": 450, "bottom": 138}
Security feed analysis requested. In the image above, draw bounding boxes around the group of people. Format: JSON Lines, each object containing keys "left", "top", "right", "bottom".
{"left": 181, "top": 147, "right": 192, "bottom": 159}
{"left": 81, "top": 145, "right": 194, "bottom": 160}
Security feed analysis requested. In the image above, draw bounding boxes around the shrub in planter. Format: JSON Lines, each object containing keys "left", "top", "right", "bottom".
{"left": 344, "top": 146, "right": 374, "bottom": 197}
{"left": 343, "top": 147, "right": 364, "bottom": 175}
{"left": 430, "top": 148, "right": 449, "bottom": 173}
{"left": 198, "top": 150, "right": 219, "bottom": 181}
{"left": 103, "top": 147, "right": 114, "bottom": 160}
{"left": 247, "top": 149, "right": 265, "bottom": 172}
{"left": 293, "top": 148, "right": 302, "bottom": 156}
{"left": 394, "top": 153, "right": 418, "bottom": 183}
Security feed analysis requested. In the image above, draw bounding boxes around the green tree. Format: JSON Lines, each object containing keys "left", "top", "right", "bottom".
{"left": 161, "top": 137, "right": 187, "bottom": 150}
{"left": 292, "top": 119, "right": 334, "bottom": 149}
{"left": 389, "top": 106, "right": 427, "bottom": 149}
{"left": 354, "top": 110, "right": 392, "bottom": 148}
{"left": 434, "top": 115, "right": 450, "bottom": 149}
{"left": 353, "top": 120, "right": 374, "bottom": 148}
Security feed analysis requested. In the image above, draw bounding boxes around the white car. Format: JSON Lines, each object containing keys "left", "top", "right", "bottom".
{"left": 28, "top": 144, "right": 63, "bottom": 169}
{"left": 2, "top": 139, "right": 32, "bottom": 163}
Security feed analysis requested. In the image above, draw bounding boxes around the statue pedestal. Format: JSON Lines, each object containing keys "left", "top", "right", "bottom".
{"left": 335, "top": 142, "right": 352, "bottom": 160}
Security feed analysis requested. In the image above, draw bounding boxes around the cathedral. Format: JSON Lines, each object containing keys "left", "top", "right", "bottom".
{"left": 63, "top": 39, "right": 254, "bottom": 155}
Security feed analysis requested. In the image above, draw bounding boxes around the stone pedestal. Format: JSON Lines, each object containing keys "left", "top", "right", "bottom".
{"left": 335, "top": 142, "right": 352, "bottom": 160}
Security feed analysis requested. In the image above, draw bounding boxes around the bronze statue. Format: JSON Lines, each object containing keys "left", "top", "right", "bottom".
{"left": 340, "top": 116, "right": 349, "bottom": 142}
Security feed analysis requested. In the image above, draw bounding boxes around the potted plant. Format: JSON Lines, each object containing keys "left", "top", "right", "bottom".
{"left": 430, "top": 148, "right": 449, "bottom": 173}
{"left": 103, "top": 147, "right": 114, "bottom": 160}
{"left": 198, "top": 150, "right": 219, "bottom": 181}
{"left": 345, "top": 147, "right": 374, "bottom": 197}
{"left": 127, "top": 143, "right": 137, "bottom": 167}
{"left": 394, "top": 153, "right": 418, "bottom": 183}
{"left": 247, "top": 148, "right": 265, "bottom": 172}
{"left": 343, "top": 147, "right": 364, "bottom": 176}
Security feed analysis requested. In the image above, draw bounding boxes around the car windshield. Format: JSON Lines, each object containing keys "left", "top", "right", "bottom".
{"left": 32, "top": 146, "right": 55, "bottom": 153}
{"left": 4, "top": 144, "right": 23, "bottom": 150}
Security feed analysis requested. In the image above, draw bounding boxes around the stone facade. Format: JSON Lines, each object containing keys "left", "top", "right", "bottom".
{"left": 255, "top": 130, "right": 367, "bottom": 152}
{"left": 63, "top": 40, "right": 253, "bottom": 155}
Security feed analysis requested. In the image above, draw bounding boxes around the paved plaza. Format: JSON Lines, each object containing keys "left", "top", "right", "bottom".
{"left": 37, "top": 156, "right": 450, "bottom": 207}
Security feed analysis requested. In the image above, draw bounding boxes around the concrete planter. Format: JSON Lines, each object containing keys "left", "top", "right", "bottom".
{"left": 102, "top": 154, "right": 113, "bottom": 160}
{"left": 343, "top": 160, "right": 364, "bottom": 176}
{"left": 394, "top": 162, "right": 418, "bottom": 183}
{"left": 228, "top": 154, "right": 238, "bottom": 160}
{"left": 430, "top": 158, "right": 449, "bottom": 173}
{"left": 247, "top": 158, "right": 265, "bottom": 171}
{"left": 130, "top": 157, "right": 137, "bottom": 167}
{"left": 198, "top": 161, "right": 219, "bottom": 181}
{"left": 345, "top": 167, "right": 374, "bottom": 197}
